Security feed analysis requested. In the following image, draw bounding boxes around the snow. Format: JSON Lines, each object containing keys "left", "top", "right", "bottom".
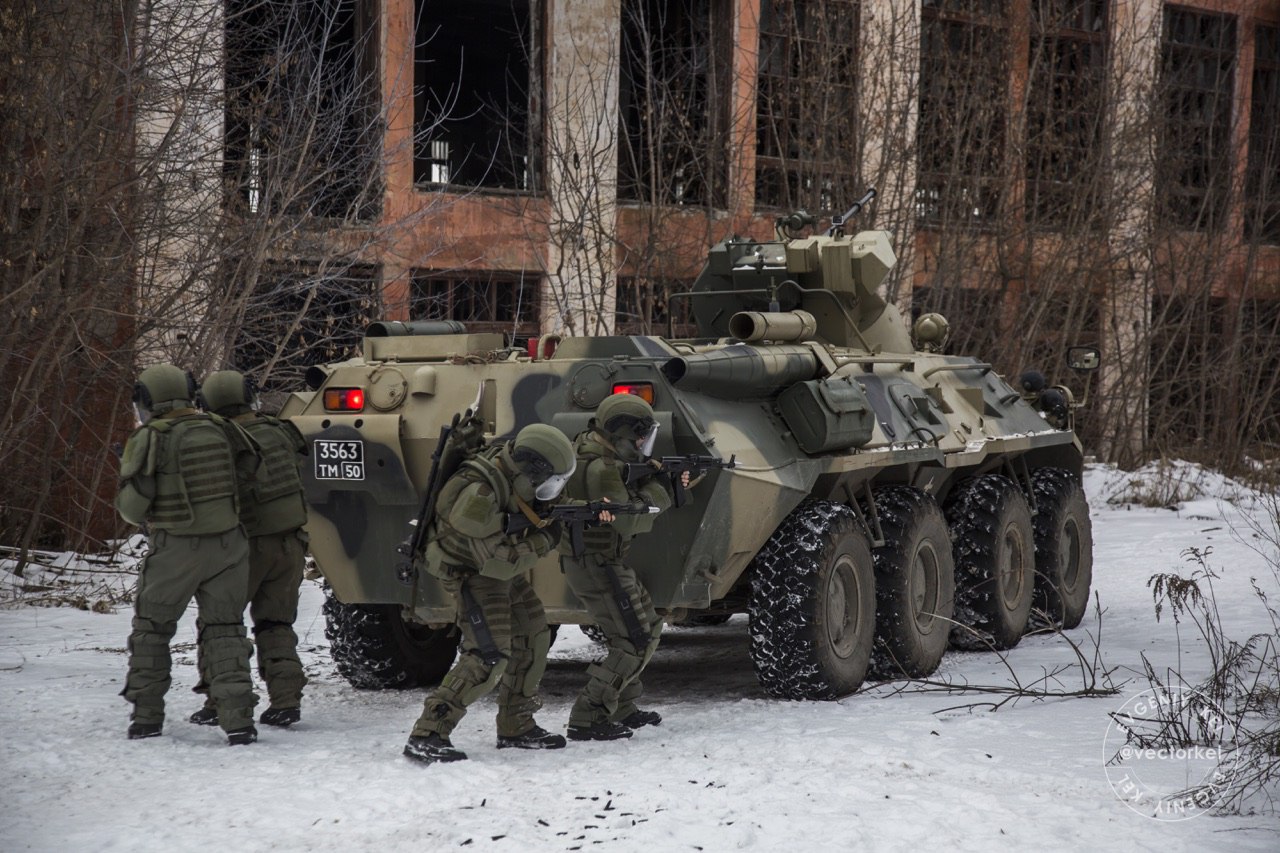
{"left": 2, "top": 462, "right": 1278, "bottom": 852}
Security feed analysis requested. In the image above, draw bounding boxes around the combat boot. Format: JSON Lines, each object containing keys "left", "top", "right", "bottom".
{"left": 188, "top": 706, "right": 218, "bottom": 726}
{"left": 497, "top": 725, "right": 567, "bottom": 750}
{"left": 618, "top": 709, "right": 662, "bottom": 729}
{"left": 227, "top": 726, "right": 258, "bottom": 746}
{"left": 260, "top": 706, "right": 301, "bottom": 728}
{"left": 566, "top": 720, "right": 634, "bottom": 742}
{"left": 404, "top": 733, "right": 468, "bottom": 764}
{"left": 127, "top": 722, "right": 162, "bottom": 740}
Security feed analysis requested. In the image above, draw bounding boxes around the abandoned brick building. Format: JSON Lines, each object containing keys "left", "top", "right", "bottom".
{"left": 5, "top": 0, "right": 1279, "bottom": 550}
{"left": 211, "top": 0, "right": 1279, "bottom": 457}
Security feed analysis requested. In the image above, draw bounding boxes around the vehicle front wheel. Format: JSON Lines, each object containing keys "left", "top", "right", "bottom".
{"left": 1030, "top": 468, "right": 1093, "bottom": 629}
{"left": 322, "top": 588, "right": 459, "bottom": 689}
{"left": 748, "top": 501, "right": 876, "bottom": 699}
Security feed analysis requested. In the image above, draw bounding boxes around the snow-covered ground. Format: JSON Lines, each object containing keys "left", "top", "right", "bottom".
{"left": 2, "top": 463, "right": 1277, "bottom": 852}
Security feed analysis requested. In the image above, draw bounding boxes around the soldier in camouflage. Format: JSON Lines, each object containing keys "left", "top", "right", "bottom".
{"left": 188, "top": 370, "right": 310, "bottom": 729}
{"left": 116, "top": 364, "right": 259, "bottom": 745}
{"left": 561, "top": 393, "right": 686, "bottom": 741}
{"left": 402, "top": 424, "right": 581, "bottom": 765}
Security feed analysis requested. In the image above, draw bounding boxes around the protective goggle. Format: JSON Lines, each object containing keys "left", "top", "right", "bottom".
{"left": 637, "top": 422, "right": 659, "bottom": 457}
{"left": 535, "top": 465, "right": 575, "bottom": 501}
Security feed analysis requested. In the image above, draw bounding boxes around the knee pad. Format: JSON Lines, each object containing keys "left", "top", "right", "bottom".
{"left": 441, "top": 651, "right": 509, "bottom": 707}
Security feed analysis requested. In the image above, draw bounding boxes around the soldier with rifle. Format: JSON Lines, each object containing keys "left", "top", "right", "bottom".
{"left": 402, "top": 422, "right": 605, "bottom": 765}
{"left": 559, "top": 392, "right": 729, "bottom": 741}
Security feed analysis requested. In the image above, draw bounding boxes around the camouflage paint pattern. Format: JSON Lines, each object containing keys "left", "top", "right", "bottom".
{"left": 280, "top": 229, "right": 1090, "bottom": 627}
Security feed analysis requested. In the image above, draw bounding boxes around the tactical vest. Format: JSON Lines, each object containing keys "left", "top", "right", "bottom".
{"left": 563, "top": 432, "right": 663, "bottom": 555}
{"left": 423, "top": 447, "right": 551, "bottom": 580}
{"left": 146, "top": 413, "right": 241, "bottom": 535}
{"left": 236, "top": 413, "right": 307, "bottom": 536}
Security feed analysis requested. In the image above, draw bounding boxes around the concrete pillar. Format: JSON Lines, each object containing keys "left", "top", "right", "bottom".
{"left": 857, "top": 0, "right": 920, "bottom": 307}
{"left": 541, "top": 0, "right": 622, "bottom": 336}
{"left": 1100, "top": 0, "right": 1162, "bottom": 464}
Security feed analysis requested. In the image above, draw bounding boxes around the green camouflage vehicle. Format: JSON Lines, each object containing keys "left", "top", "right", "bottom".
{"left": 281, "top": 193, "right": 1099, "bottom": 700}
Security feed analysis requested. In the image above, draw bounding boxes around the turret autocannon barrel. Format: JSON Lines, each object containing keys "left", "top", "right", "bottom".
{"left": 660, "top": 344, "right": 821, "bottom": 398}
{"left": 728, "top": 310, "right": 818, "bottom": 343}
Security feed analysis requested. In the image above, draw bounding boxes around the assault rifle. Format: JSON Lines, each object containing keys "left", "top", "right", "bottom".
{"left": 622, "top": 454, "right": 737, "bottom": 508}
{"left": 503, "top": 501, "right": 660, "bottom": 559}
{"left": 395, "top": 385, "right": 486, "bottom": 585}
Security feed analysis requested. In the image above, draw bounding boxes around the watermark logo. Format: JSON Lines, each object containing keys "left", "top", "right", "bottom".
{"left": 1103, "top": 685, "right": 1240, "bottom": 821}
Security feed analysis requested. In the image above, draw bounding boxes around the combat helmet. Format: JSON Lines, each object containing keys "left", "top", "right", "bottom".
{"left": 505, "top": 424, "right": 576, "bottom": 501}
{"left": 594, "top": 392, "right": 659, "bottom": 459}
{"left": 133, "top": 364, "right": 197, "bottom": 422}
{"left": 199, "top": 370, "right": 259, "bottom": 416}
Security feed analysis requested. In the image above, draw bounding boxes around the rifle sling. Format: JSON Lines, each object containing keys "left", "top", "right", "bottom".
{"left": 601, "top": 561, "right": 650, "bottom": 651}
{"left": 514, "top": 495, "right": 551, "bottom": 529}
{"left": 459, "top": 579, "right": 504, "bottom": 666}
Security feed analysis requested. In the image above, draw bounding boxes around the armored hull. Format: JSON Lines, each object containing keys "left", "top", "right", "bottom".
{"left": 286, "top": 221, "right": 1098, "bottom": 699}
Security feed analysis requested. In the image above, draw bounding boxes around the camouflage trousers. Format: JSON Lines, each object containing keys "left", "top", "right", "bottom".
{"left": 123, "top": 528, "right": 256, "bottom": 732}
{"left": 562, "top": 552, "right": 664, "bottom": 728}
{"left": 195, "top": 528, "right": 309, "bottom": 712}
{"left": 410, "top": 571, "right": 551, "bottom": 739}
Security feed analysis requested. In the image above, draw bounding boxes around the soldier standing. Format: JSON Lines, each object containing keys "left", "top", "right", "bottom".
{"left": 561, "top": 393, "right": 687, "bottom": 741}
{"left": 116, "top": 364, "right": 259, "bottom": 745}
{"left": 188, "top": 370, "right": 310, "bottom": 729}
{"left": 402, "top": 424, "right": 578, "bottom": 765}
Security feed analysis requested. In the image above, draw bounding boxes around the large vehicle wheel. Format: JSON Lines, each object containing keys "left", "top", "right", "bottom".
{"left": 1030, "top": 468, "right": 1093, "bottom": 629}
{"left": 946, "top": 475, "right": 1035, "bottom": 650}
{"left": 748, "top": 501, "right": 876, "bottom": 699}
{"left": 580, "top": 624, "right": 608, "bottom": 644}
{"left": 866, "top": 487, "right": 955, "bottom": 678}
{"left": 322, "top": 588, "right": 459, "bottom": 689}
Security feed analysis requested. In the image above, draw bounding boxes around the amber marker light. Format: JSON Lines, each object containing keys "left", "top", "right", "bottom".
{"left": 323, "top": 388, "right": 365, "bottom": 412}
{"left": 611, "top": 382, "right": 655, "bottom": 404}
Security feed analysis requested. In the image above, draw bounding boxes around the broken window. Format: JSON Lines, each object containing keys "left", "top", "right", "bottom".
{"left": 411, "top": 271, "right": 540, "bottom": 338}
{"left": 1246, "top": 24, "right": 1280, "bottom": 243}
{"left": 1156, "top": 7, "right": 1236, "bottom": 232}
{"left": 916, "top": 0, "right": 1009, "bottom": 228}
{"left": 231, "top": 262, "right": 381, "bottom": 391}
{"left": 224, "top": 0, "right": 381, "bottom": 220}
{"left": 414, "top": 0, "right": 542, "bottom": 191}
{"left": 614, "top": 277, "right": 695, "bottom": 336}
{"left": 755, "top": 0, "right": 860, "bottom": 212}
{"left": 618, "top": 0, "right": 731, "bottom": 207}
{"left": 1025, "top": 0, "right": 1108, "bottom": 228}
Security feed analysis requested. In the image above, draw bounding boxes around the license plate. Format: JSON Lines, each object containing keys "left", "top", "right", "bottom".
{"left": 314, "top": 439, "right": 365, "bottom": 480}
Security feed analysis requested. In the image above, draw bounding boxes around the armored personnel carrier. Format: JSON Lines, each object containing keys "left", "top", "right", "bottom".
{"left": 281, "top": 193, "right": 1099, "bottom": 700}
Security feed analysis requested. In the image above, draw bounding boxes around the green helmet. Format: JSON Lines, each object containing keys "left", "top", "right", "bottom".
{"left": 133, "top": 363, "right": 196, "bottom": 420}
{"left": 595, "top": 392, "right": 659, "bottom": 459}
{"left": 508, "top": 424, "right": 576, "bottom": 501}
{"left": 199, "top": 370, "right": 258, "bottom": 416}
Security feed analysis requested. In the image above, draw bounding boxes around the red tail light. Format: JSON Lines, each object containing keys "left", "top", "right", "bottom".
{"left": 323, "top": 388, "right": 365, "bottom": 412}
{"left": 611, "top": 382, "right": 655, "bottom": 404}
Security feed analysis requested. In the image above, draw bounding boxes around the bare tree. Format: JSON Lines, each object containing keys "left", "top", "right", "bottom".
{"left": 0, "top": 0, "right": 444, "bottom": 566}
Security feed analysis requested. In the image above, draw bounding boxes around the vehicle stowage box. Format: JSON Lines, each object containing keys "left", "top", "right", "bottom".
{"left": 778, "top": 375, "right": 875, "bottom": 453}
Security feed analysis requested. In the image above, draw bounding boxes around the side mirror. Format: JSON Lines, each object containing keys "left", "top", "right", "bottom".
{"left": 1066, "top": 345, "right": 1101, "bottom": 372}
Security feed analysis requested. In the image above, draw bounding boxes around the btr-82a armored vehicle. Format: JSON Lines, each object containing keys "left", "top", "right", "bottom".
{"left": 281, "top": 193, "right": 1099, "bottom": 700}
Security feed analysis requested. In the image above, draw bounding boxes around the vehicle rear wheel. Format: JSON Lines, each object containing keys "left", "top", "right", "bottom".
{"left": 866, "top": 487, "right": 955, "bottom": 678}
{"left": 946, "top": 475, "right": 1034, "bottom": 650}
{"left": 1030, "top": 468, "right": 1093, "bottom": 629}
{"left": 748, "top": 501, "right": 875, "bottom": 699}
{"left": 580, "top": 624, "right": 608, "bottom": 644}
{"left": 322, "top": 587, "right": 459, "bottom": 689}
